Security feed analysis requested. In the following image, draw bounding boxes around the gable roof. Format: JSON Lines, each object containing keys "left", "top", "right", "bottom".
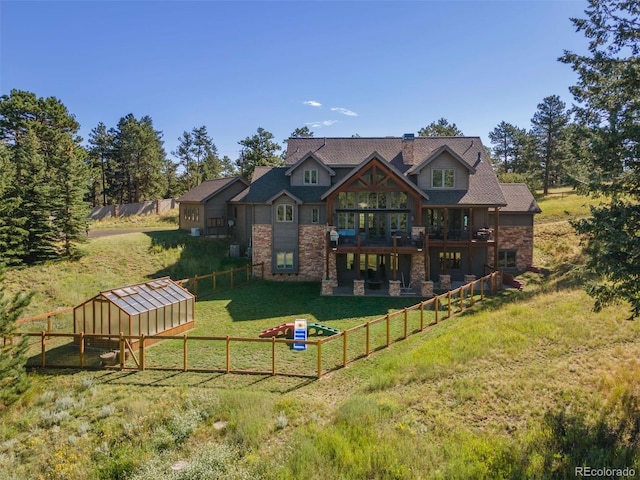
{"left": 284, "top": 136, "right": 485, "bottom": 170}
{"left": 499, "top": 183, "right": 542, "bottom": 213}
{"left": 230, "top": 167, "right": 326, "bottom": 203}
{"left": 406, "top": 144, "right": 477, "bottom": 175}
{"left": 176, "top": 177, "right": 249, "bottom": 203}
{"left": 320, "top": 152, "right": 430, "bottom": 201}
{"left": 284, "top": 151, "right": 336, "bottom": 177}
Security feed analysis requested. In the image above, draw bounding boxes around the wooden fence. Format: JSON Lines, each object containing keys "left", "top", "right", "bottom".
{"left": 176, "top": 263, "right": 264, "bottom": 297}
{"left": 15, "top": 271, "right": 503, "bottom": 378}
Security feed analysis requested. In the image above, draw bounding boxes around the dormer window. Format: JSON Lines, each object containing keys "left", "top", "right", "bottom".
{"left": 432, "top": 169, "right": 455, "bottom": 188}
{"left": 304, "top": 169, "right": 319, "bottom": 185}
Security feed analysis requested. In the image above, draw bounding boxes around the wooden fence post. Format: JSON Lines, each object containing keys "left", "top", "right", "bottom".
{"left": 226, "top": 336, "right": 231, "bottom": 373}
{"left": 420, "top": 302, "right": 425, "bottom": 330}
{"left": 447, "top": 291, "right": 452, "bottom": 318}
{"left": 80, "top": 333, "right": 85, "bottom": 368}
{"left": 119, "top": 332, "right": 125, "bottom": 369}
{"left": 41, "top": 331, "right": 46, "bottom": 367}
{"left": 317, "top": 340, "right": 322, "bottom": 379}
{"left": 386, "top": 314, "right": 390, "bottom": 346}
{"left": 343, "top": 331, "right": 348, "bottom": 367}
{"left": 271, "top": 337, "right": 276, "bottom": 376}
{"left": 470, "top": 281, "right": 475, "bottom": 306}
{"left": 194, "top": 276, "right": 199, "bottom": 296}
{"left": 403, "top": 308, "right": 408, "bottom": 339}
{"left": 459, "top": 287, "right": 464, "bottom": 312}
{"left": 230, "top": 269, "right": 234, "bottom": 288}
{"left": 139, "top": 334, "right": 145, "bottom": 371}
{"left": 434, "top": 297, "right": 439, "bottom": 324}
{"left": 481, "top": 278, "right": 485, "bottom": 300}
{"left": 246, "top": 264, "right": 250, "bottom": 282}
{"left": 213, "top": 272, "right": 217, "bottom": 292}
{"left": 365, "top": 322, "right": 370, "bottom": 357}
{"left": 183, "top": 334, "right": 188, "bottom": 372}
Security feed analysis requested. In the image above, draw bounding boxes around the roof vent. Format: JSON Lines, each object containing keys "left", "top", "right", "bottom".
{"left": 403, "top": 133, "right": 415, "bottom": 140}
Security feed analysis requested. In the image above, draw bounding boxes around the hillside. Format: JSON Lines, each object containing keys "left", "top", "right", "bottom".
{"left": 2, "top": 189, "right": 639, "bottom": 479}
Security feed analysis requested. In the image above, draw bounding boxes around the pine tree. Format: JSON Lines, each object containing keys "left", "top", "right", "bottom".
{"left": 0, "top": 263, "right": 33, "bottom": 408}
{"left": 237, "top": 127, "right": 283, "bottom": 179}
{"left": 530, "top": 95, "right": 570, "bottom": 195}
{"left": 0, "top": 90, "right": 88, "bottom": 263}
{"left": 560, "top": 0, "right": 640, "bottom": 318}
{"left": 418, "top": 118, "right": 463, "bottom": 136}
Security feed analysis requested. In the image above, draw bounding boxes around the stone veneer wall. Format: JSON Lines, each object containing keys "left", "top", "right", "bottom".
{"left": 252, "top": 224, "right": 272, "bottom": 277}
{"left": 487, "top": 225, "right": 534, "bottom": 272}
{"left": 252, "top": 223, "right": 327, "bottom": 282}
{"left": 410, "top": 253, "right": 426, "bottom": 286}
{"left": 298, "top": 224, "right": 327, "bottom": 281}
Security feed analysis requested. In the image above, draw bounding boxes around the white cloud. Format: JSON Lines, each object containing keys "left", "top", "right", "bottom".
{"left": 306, "top": 120, "right": 337, "bottom": 128}
{"left": 331, "top": 107, "right": 357, "bottom": 116}
{"left": 303, "top": 100, "right": 322, "bottom": 108}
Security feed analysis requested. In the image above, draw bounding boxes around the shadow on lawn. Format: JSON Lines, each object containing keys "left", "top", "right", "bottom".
{"left": 94, "top": 369, "right": 315, "bottom": 393}
{"left": 202, "top": 280, "right": 427, "bottom": 323}
{"left": 144, "top": 230, "right": 250, "bottom": 281}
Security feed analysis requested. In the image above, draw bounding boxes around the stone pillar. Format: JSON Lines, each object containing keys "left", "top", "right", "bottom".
{"left": 464, "top": 274, "right": 476, "bottom": 284}
{"left": 410, "top": 253, "right": 425, "bottom": 285}
{"left": 421, "top": 280, "right": 434, "bottom": 298}
{"left": 439, "top": 274, "right": 451, "bottom": 291}
{"left": 353, "top": 279, "right": 365, "bottom": 296}
{"left": 321, "top": 279, "right": 336, "bottom": 296}
{"left": 389, "top": 280, "right": 401, "bottom": 297}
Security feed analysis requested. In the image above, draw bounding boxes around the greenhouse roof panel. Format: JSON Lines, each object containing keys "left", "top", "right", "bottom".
{"left": 97, "top": 278, "right": 194, "bottom": 315}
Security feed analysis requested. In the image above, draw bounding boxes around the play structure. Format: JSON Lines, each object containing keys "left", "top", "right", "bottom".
{"left": 259, "top": 322, "right": 340, "bottom": 339}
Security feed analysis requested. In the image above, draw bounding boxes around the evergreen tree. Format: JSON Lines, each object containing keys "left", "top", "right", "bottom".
{"left": 172, "top": 130, "right": 195, "bottom": 190}
{"left": 0, "top": 90, "right": 87, "bottom": 263}
{"left": 418, "top": 118, "right": 463, "bottom": 136}
{"left": 0, "top": 263, "right": 33, "bottom": 408}
{"left": 219, "top": 155, "right": 239, "bottom": 177}
{"left": 192, "top": 125, "right": 220, "bottom": 182}
{"left": 0, "top": 144, "right": 28, "bottom": 265}
{"left": 87, "top": 122, "right": 113, "bottom": 206}
{"left": 488, "top": 121, "right": 528, "bottom": 174}
{"left": 530, "top": 95, "right": 570, "bottom": 195}
{"left": 560, "top": 0, "right": 640, "bottom": 318}
{"left": 111, "top": 114, "right": 167, "bottom": 202}
{"left": 237, "top": 127, "right": 283, "bottom": 179}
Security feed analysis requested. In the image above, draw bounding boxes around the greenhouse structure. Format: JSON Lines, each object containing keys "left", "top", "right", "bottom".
{"left": 73, "top": 277, "right": 195, "bottom": 350}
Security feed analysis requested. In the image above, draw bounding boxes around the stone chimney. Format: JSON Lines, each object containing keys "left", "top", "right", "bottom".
{"left": 402, "top": 133, "right": 415, "bottom": 165}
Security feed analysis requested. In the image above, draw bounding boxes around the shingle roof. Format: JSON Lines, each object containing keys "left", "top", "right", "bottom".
{"left": 230, "top": 167, "right": 326, "bottom": 203}
{"left": 176, "top": 177, "right": 248, "bottom": 203}
{"left": 499, "top": 183, "right": 542, "bottom": 213}
{"left": 284, "top": 136, "right": 506, "bottom": 206}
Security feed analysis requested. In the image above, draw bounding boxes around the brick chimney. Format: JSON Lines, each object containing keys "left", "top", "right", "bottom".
{"left": 402, "top": 133, "right": 414, "bottom": 165}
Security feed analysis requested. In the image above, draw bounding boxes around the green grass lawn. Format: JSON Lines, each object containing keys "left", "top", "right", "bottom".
{"left": 3, "top": 188, "right": 639, "bottom": 479}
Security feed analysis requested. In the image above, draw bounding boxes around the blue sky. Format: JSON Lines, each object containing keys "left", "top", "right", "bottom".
{"left": 1, "top": 0, "right": 589, "bottom": 162}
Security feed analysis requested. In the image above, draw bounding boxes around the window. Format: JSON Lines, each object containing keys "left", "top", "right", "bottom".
{"left": 183, "top": 207, "right": 199, "bottom": 222}
{"left": 497, "top": 250, "right": 517, "bottom": 269}
{"left": 311, "top": 208, "right": 320, "bottom": 224}
{"left": 276, "top": 204, "right": 294, "bottom": 222}
{"left": 276, "top": 251, "right": 294, "bottom": 270}
{"left": 439, "top": 251, "right": 461, "bottom": 270}
{"left": 304, "top": 169, "right": 318, "bottom": 185}
{"left": 337, "top": 212, "right": 355, "bottom": 230}
{"left": 432, "top": 169, "right": 455, "bottom": 188}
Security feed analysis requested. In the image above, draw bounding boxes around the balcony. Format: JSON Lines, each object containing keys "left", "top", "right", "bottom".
{"left": 328, "top": 227, "right": 494, "bottom": 253}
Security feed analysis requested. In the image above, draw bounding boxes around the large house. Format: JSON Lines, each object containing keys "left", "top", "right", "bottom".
{"left": 179, "top": 135, "right": 540, "bottom": 296}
